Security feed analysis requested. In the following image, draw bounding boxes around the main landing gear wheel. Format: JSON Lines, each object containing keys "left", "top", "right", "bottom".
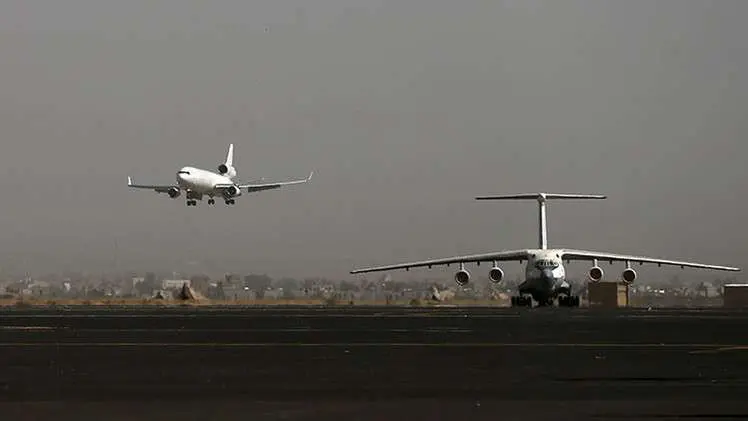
{"left": 224, "top": 199, "right": 236, "bottom": 205}
{"left": 208, "top": 199, "right": 215, "bottom": 205}
{"left": 538, "top": 299, "right": 555, "bottom": 307}
{"left": 511, "top": 296, "right": 532, "bottom": 307}
{"left": 186, "top": 200, "right": 197, "bottom": 206}
{"left": 558, "top": 295, "right": 580, "bottom": 307}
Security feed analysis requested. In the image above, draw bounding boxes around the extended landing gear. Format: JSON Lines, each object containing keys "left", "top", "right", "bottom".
{"left": 511, "top": 295, "right": 580, "bottom": 308}
{"left": 188, "top": 199, "right": 227, "bottom": 206}
{"left": 558, "top": 295, "right": 580, "bottom": 307}
{"left": 511, "top": 296, "right": 532, "bottom": 307}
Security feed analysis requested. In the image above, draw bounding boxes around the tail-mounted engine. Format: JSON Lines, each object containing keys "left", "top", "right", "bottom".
{"left": 621, "top": 268, "right": 637, "bottom": 285}
{"left": 167, "top": 187, "right": 181, "bottom": 199}
{"left": 588, "top": 266, "right": 604, "bottom": 282}
{"left": 217, "top": 164, "right": 237, "bottom": 179}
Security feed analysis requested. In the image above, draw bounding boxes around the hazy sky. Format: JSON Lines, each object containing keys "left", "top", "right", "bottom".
{"left": 0, "top": 0, "right": 746, "bottom": 282}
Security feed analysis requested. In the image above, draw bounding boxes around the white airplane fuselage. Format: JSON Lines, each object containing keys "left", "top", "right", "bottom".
{"left": 128, "top": 143, "right": 313, "bottom": 206}
{"left": 176, "top": 166, "right": 239, "bottom": 198}
{"left": 519, "top": 249, "right": 570, "bottom": 304}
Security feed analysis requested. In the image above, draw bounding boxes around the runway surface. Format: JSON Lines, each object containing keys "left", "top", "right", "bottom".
{"left": 0, "top": 305, "right": 747, "bottom": 420}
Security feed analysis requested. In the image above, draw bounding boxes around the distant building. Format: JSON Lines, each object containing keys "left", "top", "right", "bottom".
{"left": 222, "top": 286, "right": 256, "bottom": 301}
{"left": 190, "top": 275, "right": 211, "bottom": 292}
{"left": 162, "top": 279, "right": 191, "bottom": 290}
{"left": 224, "top": 273, "right": 241, "bottom": 286}
{"left": 145, "top": 272, "right": 156, "bottom": 285}
{"left": 263, "top": 288, "right": 286, "bottom": 300}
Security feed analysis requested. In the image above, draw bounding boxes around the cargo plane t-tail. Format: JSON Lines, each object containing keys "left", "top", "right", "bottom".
{"left": 127, "top": 144, "right": 313, "bottom": 206}
{"left": 350, "top": 193, "right": 740, "bottom": 307}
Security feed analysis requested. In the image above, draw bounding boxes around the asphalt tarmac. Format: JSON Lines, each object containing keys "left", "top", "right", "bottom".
{"left": 0, "top": 305, "right": 747, "bottom": 420}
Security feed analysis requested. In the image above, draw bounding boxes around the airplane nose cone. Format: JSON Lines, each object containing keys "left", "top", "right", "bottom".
{"left": 176, "top": 169, "right": 190, "bottom": 183}
{"left": 541, "top": 269, "right": 555, "bottom": 281}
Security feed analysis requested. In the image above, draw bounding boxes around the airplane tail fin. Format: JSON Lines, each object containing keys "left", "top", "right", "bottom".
{"left": 217, "top": 144, "right": 237, "bottom": 178}
{"left": 225, "top": 143, "right": 234, "bottom": 167}
{"left": 475, "top": 193, "right": 606, "bottom": 250}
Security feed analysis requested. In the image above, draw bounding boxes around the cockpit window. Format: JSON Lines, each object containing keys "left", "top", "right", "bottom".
{"left": 535, "top": 259, "right": 559, "bottom": 269}
{"left": 177, "top": 171, "right": 191, "bottom": 175}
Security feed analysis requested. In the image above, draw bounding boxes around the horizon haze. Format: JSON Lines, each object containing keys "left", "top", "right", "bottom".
{"left": 0, "top": 0, "right": 746, "bottom": 283}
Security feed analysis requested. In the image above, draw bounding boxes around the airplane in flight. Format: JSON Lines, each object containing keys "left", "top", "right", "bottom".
{"left": 350, "top": 193, "right": 740, "bottom": 307}
{"left": 127, "top": 144, "right": 313, "bottom": 206}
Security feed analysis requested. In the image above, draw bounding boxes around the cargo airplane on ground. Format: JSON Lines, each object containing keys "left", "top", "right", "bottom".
{"left": 350, "top": 193, "right": 740, "bottom": 307}
{"left": 127, "top": 144, "right": 313, "bottom": 206}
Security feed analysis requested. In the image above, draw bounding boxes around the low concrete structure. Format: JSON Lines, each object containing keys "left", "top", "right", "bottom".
{"left": 588, "top": 282, "right": 629, "bottom": 308}
{"left": 723, "top": 284, "right": 748, "bottom": 308}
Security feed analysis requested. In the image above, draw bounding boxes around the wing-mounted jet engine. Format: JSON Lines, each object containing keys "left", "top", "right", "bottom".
{"left": 588, "top": 266, "right": 604, "bottom": 282}
{"left": 488, "top": 262, "right": 504, "bottom": 284}
{"left": 167, "top": 187, "right": 181, "bottom": 199}
{"left": 454, "top": 263, "right": 470, "bottom": 286}
{"left": 622, "top": 267, "right": 637, "bottom": 285}
{"left": 224, "top": 185, "right": 241, "bottom": 198}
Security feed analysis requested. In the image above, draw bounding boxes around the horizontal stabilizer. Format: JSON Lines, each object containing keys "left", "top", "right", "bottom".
{"left": 476, "top": 193, "right": 606, "bottom": 201}
{"left": 475, "top": 192, "right": 606, "bottom": 250}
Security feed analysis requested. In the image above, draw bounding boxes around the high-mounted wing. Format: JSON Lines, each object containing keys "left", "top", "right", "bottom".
{"left": 561, "top": 249, "right": 740, "bottom": 271}
{"left": 350, "top": 250, "right": 530, "bottom": 274}
{"left": 239, "top": 171, "right": 314, "bottom": 193}
{"left": 127, "top": 177, "right": 179, "bottom": 194}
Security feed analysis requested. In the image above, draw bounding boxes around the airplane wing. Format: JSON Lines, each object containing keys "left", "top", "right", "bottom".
{"left": 238, "top": 171, "right": 314, "bottom": 193}
{"left": 350, "top": 250, "right": 530, "bottom": 274}
{"left": 127, "top": 177, "right": 178, "bottom": 194}
{"left": 560, "top": 249, "right": 741, "bottom": 271}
